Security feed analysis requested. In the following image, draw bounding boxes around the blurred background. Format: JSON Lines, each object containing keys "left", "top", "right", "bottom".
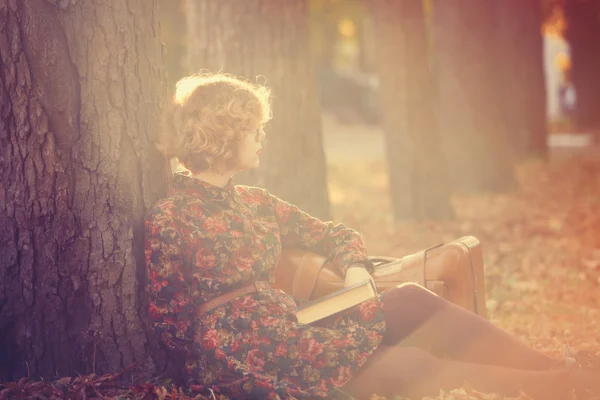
{"left": 158, "top": 0, "right": 598, "bottom": 224}
{"left": 156, "top": 1, "right": 600, "bottom": 362}
{"left": 161, "top": 0, "right": 580, "bottom": 129}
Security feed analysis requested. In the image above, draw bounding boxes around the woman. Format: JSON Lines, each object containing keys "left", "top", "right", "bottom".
{"left": 145, "top": 73, "right": 598, "bottom": 400}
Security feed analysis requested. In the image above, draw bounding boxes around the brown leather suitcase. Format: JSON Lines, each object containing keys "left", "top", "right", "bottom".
{"left": 274, "top": 236, "right": 487, "bottom": 318}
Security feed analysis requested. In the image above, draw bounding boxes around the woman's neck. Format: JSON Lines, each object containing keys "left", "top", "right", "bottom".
{"left": 190, "top": 169, "right": 234, "bottom": 188}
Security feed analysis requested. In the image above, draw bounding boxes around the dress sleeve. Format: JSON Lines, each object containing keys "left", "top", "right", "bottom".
{"left": 145, "top": 209, "right": 197, "bottom": 352}
{"left": 267, "top": 191, "right": 374, "bottom": 275}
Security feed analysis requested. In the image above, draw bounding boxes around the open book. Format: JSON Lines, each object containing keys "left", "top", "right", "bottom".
{"left": 295, "top": 279, "right": 377, "bottom": 325}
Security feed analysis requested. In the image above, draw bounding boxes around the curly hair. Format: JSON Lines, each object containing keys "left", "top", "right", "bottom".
{"left": 157, "top": 73, "right": 272, "bottom": 173}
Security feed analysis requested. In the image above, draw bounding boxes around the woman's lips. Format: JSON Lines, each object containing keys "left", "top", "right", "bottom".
{"left": 257, "top": 149, "right": 262, "bottom": 156}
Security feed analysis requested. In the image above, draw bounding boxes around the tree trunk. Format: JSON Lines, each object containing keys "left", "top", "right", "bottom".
{"left": 0, "top": 0, "right": 169, "bottom": 381}
{"left": 495, "top": 0, "right": 548, "bottom": 159}
{"left": 564, "top": 0, "right": 600, "bottom": 132}
{"left": 369, "top": 0, "right": 453, "bottom": 221}
{"left": 186, "top": 0, "right": 331, "bottom": 220}
{"left": 433, "top": 0, "right": 516, "bottom": 192}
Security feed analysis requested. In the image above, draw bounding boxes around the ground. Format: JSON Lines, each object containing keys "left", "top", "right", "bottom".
{"left": 325, "top": 119, "right": 600, "bottom": 399}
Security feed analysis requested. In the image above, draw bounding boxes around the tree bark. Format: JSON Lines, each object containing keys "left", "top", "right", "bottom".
{"left": 369, "top": 0, "right": 453, "bottom": 221}
{"left": 564, "top": 0, "right": 600, "bottom": 131}
{"left": 495, "top": 0, "right": 548, "bottom": 159}
{"left": 0, "top": 0, "right": 169, "bottom": 381}
{"left": 186, "top": 0, "right": 331, "bottom": 220}
{"left": 433, "top": 0, "right": 516, "bottom": 193}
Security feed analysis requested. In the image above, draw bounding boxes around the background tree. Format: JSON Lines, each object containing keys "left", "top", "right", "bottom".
{"left": 433, "top": 0, "right": 516, "bottom": 192}
{"left": 0, "top": 0, "right": 169, "bottom": 381}
{"left": 186, "top": 0, "right": 331, "bottom": 220}
{"left": 495, "top": 0, "right": 548, "bottom": 159}
{"left": 564, "top": 0, "right": 600, "bottom": 132}
{"left": 369, "top": 0, "right": 453, "bottom": 221}
{"left": 309, "top": 0, "right": 338, "bottom": 72}
{"left": 158, "top": 0, "right": 188, "bottom": 89}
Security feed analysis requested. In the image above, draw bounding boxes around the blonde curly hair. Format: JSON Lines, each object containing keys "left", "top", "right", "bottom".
{"left": 157, "top": 73, "right": 272, "bottom": 173}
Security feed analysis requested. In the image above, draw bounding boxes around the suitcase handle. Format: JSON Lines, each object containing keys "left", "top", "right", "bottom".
{"left": 456, "top": 241, "right": 480, "bottom": 315}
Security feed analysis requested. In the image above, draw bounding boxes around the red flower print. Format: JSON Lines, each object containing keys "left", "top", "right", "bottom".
{"left": 231, "top": 248, "right": 255, "bottom": 272}
{"left": 331, "top": 336, "right": 354, "bottom": 348}
{"left": 367, "top": 330, "right": 383, "bottom": 346}
{"left": 201, "top": 329, "right": 219, "bottom": 350}
{"left": 246, "top": 349, "right": 266, "bottom": 371}
{"left": 214, "top": 348, "right": 227, "bottom": 360}
{"left": 149, "top": 272, "right": 167, "bottom": 290}
{"left": 250, "top": 334, "right": 271, "bottom": 348}
{"left": 259, "top": 315, "right": 280, "bottom": 327}
{"left": 238, "top": 190, "right": 263, "bottom": 206}
{"left": 317, "top": 380, "right": 330, "bottom": 395}
{"left": 274, "top": 342, "right": 288, "bottom": 357}
{"left": 189, "top": 204, "right": 204, "bottom": 216}
{"left": 354, "top": 351, "right": 369, "bottom": 367}
{"left": 203, "top": 218, "right": 228, "bottom": 233}
{"left": 195, "top": 248, "right": 216, "bottom": 269}
{"left": 230, "top": 230, "right": 245, "bottom": 238}
{"left": 229, "top": 307, "right": 242, "bottom": 320}
{"left": 346, "top": 242, "right": 367, "bottom": 256}
{"left": 286, "top": 330, "right": 300, "bottom": 339}
{"left": 358, "top": 299, "right": 380, "bottom": 321}
{"left": 274, "top": 202, "right": 292, "bottom": 224}
{"left": 159, "top": 199, "right": 177, "bottom": 210}
{"left": 254, "top": 241, "right": 266, "bottom": 252}
{"left": 331, "top": 365, "right": 352, "bottom": 386}
{"left": 175, "top": 319, "right": 191, "bottom": 337}
{"left": 298, "top": 338, "right": 324, "bottom": 360}
{"left": 148, "top": 303, "right": 164, "bottom": 319}
{"left": 238, "top": 295, "right": 258, "bottom": 309}
{"left": 148, "top": 223, "right": 159, "bottom": 236}
{"left": 230, "top": 339, "right": 242, "bottom": 353}
{"left": 307, "top": 219, "right": 325, "bottom": 235}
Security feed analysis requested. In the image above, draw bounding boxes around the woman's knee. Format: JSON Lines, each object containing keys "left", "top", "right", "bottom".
{"left": 380, "top": 283, "right": 449, "bottom": 344}
{"left": 383, "top": 283, "right": 444, "bottom": 309}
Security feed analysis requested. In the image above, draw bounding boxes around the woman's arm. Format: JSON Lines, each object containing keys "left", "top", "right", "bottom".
{"left": 266, "top": 190, "right": 375, "bottom": 276}
{"left": 145, "top": 209, "right": 197, "bottom": 351}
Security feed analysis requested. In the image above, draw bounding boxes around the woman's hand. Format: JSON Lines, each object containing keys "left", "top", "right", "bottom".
{"left": 344, "top": 265, "right": 376, "bottom": 291}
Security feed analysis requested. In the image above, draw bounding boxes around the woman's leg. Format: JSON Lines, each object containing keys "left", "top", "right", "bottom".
{"left": 343, "top": 345, "right": 597, "bottom": 400}
{"left": 380, "top": 283, "right": 557, "bottom": 369}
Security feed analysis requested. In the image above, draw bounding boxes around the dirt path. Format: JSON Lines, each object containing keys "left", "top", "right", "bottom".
{"left": 322, "top": 114, "right": 599, "bottom": 163}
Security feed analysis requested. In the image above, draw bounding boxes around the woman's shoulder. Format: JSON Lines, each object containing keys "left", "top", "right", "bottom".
{"left": 234, "top": 185, "right": 278, "bottom": 206}
{"left": 147, "top": 192, "right": 187, "bottom": 221}
{"left": 234, "top": 184, "right": 270, "bottom": 198}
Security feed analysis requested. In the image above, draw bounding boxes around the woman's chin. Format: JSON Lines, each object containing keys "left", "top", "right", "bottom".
{"left": 238, "top": 160, "right": 260, "bottom": 171}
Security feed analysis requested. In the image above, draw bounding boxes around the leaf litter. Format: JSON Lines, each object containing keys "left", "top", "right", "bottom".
{"left": 330, "top": 156, "right": 600, "bottom": 399}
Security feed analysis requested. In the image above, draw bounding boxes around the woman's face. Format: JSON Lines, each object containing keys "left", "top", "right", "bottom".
{"left": 236, "top": 127, "right": 266, "bottom": 171}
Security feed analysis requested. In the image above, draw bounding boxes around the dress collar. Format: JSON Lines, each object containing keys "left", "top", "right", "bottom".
{"left": 172, "top": 172, "right": 235, "bottom": 201}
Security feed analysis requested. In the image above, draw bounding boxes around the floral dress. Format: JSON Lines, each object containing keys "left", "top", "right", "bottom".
{"left": 145, "top": 173, "right": 386, "bottom": 399}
